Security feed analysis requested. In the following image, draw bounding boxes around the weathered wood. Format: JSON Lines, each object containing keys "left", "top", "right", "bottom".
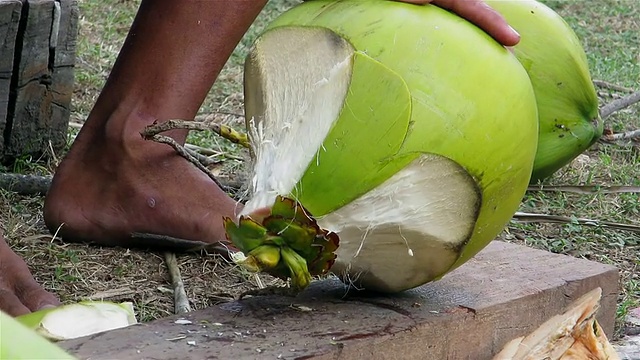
{"left": 1, "top": 0, "right": 76, "bottom": 160}
{"left": 0, "top": 0, "right": 23, "bottom": 156}
{"left": 59, "top": 241, "right": 620, "bottom": 360}
{"left": 49, "top": 0, "right": 78, "bottom": 152}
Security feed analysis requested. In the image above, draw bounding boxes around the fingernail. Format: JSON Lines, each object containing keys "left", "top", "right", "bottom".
{"left": 39, "top": 304, "right": 57, "bottom": 310}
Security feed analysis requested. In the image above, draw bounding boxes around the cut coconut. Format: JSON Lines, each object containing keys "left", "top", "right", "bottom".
{"left": 318, "top": 153, "right": 481, "bottom": 292}
{"left": 17, "top": 301, "right": 138, "bottom": 341}
{"left": 234, "top": 0, "right": 539, "bottom": 293}
{"left": 243, "top": 26, "right": 355, "bottom": 213}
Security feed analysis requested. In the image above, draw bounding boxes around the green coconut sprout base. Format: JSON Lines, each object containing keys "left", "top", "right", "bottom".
{"left": 224, "top": 196, "right": 339, "bottom": 291}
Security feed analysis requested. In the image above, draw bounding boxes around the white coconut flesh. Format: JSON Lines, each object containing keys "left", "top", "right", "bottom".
{"left": 19, "top": 302, "right": 137, "bottom": 341}
{"left": 243, "top": 26, "right": 354, "bottom": 211}
{"left": 318, "top": 154, "right": 480, "bottom": 293}
{"left": 242, "top": 27, "right": 481, "bottom": 292}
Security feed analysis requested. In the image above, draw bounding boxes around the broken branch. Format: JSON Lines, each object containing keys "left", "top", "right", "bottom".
{"left": 513, "top": 212, "right": 640, "bottom": 233}
{"left": 0, "top": 171, "right": 243, "bottom": 197}
{"left": 0, "top": 173, "right": 52, "bottom": 195}
{"left": 142, "top": 119, "right": 250, "bottom": 148}
{"left": 602, "top": 129, "right": 640, "bottom": 142}
{"left": 599, "top": 91, "right": 640, "bottom": 119}
{"left": 164, "top": 252, "right": 191, "bottom": 314}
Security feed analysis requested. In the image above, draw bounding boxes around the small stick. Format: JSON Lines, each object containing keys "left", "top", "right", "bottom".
{"left": 599, "top": 91, "right": 640, "bottom": 119}
{"left": 185, "top": 143, "right": 244, "bottom": 161}
{"left": 593, "top": 80, "right": 634, "bottom": 93}
{"left": 185, "top": 147, "right": 219, "bottom": 166}
{"left": 144, "top": 134, "right": 227, "bottom": 191}
{"left": 512, "top": 212, "right": 640, "bottom": 233}
{"left": 602, "top": 129, "right": 640, "bottom": 142}
{"left": 527, "top": 185, "right": 640, "bottom": 194}
{"left": 164, "top": 252, "right": 191, "bottom": 314}
{"left": 142, "top": 119, "right": 250, "bottom": 148}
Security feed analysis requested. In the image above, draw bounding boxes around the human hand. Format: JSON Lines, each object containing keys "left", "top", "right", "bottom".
{"left": 396, "top": 0, "right": 520, "bottom": 46}
{"left": 0, "top": 232, "right": 60, "bottom": 316}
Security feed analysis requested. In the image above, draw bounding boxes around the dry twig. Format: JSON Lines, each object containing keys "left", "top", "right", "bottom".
{"left": 527, "top": 185, "right": 640, "bottom": 194}
{"left": 142, "top": 134, "right": 227, "bottom": 191}
{"left": 602, "top": 129, "right": 640, "bottom": 142}
{"left": 593, "top": 79, "right": 635, "bottom": 93}
{"left": 513, "top": 212, "right": 640, "bottom": 233}
{"left": 164, "top": 252, "right": 191, "bottom": 314}
{"left": 143, "top": 119, "right": 250, "bottom": 148}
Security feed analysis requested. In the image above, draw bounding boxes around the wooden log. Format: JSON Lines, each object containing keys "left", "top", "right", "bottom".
{"left": 49, "top": 0, "right": 78, "bottom": 152}
{"left": 1, "top": 0, "right": 77, "bottom": 160}
{"left": 58, "top": 241, "right": 620, "bottom": 360}
{"left": 0, "top": 0, "right": 23, "bottom": 156}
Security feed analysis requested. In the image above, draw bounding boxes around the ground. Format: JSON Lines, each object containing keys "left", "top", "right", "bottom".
{"left": 0, "top": 0, "right": 638, "bottom": 338}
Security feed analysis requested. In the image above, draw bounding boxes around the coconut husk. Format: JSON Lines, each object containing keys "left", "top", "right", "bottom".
{"left": 493, "top": 288, "right": 620, "bottom": 360}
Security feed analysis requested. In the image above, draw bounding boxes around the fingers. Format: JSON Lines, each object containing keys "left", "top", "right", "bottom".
{"left": 16, "top": 282, "right": 61, "bottom": 312}
{"left": 0, "top": 288, "right": 31, "bottom": 316}
{"left": 431, "top": 0, "right": 520, "bottom": 46}
{"left": 394, "top": 0, "right": 520, "bottom": 47}
{"left": 0, "top": 234, "right": 60, "bottom": 316}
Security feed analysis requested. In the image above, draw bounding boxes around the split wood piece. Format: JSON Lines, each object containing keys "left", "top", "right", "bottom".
{"left": 493, "top": 287, "right": 619, "bottom": 360}
{"left": 164, "top": 252, "right": 191, "bottom": 315}
{"left": 58, "top": 241, "right": 619, "bottom": 360}
{"left": 0, "top": 0, "right": 22, "bottom": 157}
{"left": 2, "top": 0, "right": 79, "bottom": 159}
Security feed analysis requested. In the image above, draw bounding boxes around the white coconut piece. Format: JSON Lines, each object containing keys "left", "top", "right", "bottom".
{"left": 18, "top": 301, "right": 137, "bottom": 341}
{"left": 318, "top": 154, "right": 480, "bottom": 293}
{"left": 242, "top": 27, "right": 354, "bottom": 215}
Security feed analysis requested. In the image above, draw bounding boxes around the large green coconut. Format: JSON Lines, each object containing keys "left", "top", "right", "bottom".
{"left": 226, "top": 0, "right": 539, "bottom": 293}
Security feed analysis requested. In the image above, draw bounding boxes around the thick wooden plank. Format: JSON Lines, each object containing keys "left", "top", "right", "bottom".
{"left": 49, "top": 0, "right": 78, "bottom": 152}
{"left": 5, "top": 0, "right": 55, "bottom": 157}
{"left": 59, "top": 241, "right": 620, "bottom": 360}
{"left": 0, "top": 0, "right": 23, "bottom": 156}
{"left": 3, "top": 0, "right": 76, "bottom": 159}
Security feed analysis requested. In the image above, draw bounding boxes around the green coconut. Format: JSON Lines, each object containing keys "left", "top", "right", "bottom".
{"left": 0, "top": 310, "right": 75, "bottom": 360}
{"left": 229, "top": 0, "right": 539, "bottom": 292}
{"left": 16, "top": 301, "right": 137, "bottom": 341}
{"left": 486, "top": 0, "right": 602, "bottom": 182}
